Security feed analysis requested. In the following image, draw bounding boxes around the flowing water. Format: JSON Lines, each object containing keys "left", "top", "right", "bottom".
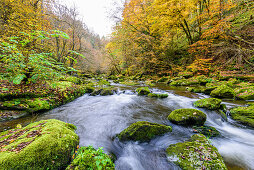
{"left": 1, "top": 83, "right": 254, "bottom": 170}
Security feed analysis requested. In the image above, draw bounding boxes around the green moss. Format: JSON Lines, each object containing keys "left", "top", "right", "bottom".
{"left": 166, "top": 134, "right": 227, "bottom": 170}
{"left": 157, "top": 77, "right": 169, "bottom": 83}
{"left": 0, "top": 119, "right": 79, "bottom": 170}
{"left": 136, "top": 87, "right": 150, "bottom": 96}
{"left": 148, "top": 93, "right": 168, "bottom": 98}
{"left": 178, "top": 72, "right": 193, "bottom": 78}
{"left": 170, "top": 76, "right": 209, "bottom": 86}
{"left": 120, "top": 80, "right": 140, "bottom": 86}
{"left": 170, "top": 79, "right": 189, "bottom": 86}
{"left": 192, "top": 126, "right": 220, "bottom": 137}
{"left": 90, "top": 88, "right": 116, "bottom": 96}
{"left": 145, "top": 80, "right": 155, "bottom": 87}
{"left": 230, "top": 105, "right": 254, "bottom": 127}
{"left": 66, "top": 146, "right": 115, "bottom": 170}
{"left": 1, "top": 98, "right": 51, "bottom": 113}
{"left": 97, "top": 79, "right": 110, "bottom": 86}
{"left": 210, "top": 85, "right": 235, "bottom": 99}
{"left": 117, "top": 121, "right": 172, "bottom": 142}
{"left": 84, "top": 86, "right": 95, "bottom": 93}
{"left": 235, "top": 86, "right": 254, "bottom": 100}
{"left": 193, "top": 98, "right": 222, "bottom": 110}
{"left": 48, "top": 81, "right": 74, "bottom": 90}
{"left": 168, "top": 109, "right": 207, "bottom": 126}
{"left": 64, "top": 76, "right": 82, "bottom": 85}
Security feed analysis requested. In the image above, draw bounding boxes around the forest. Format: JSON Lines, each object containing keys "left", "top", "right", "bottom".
{"left": 0, "top": 0, "right": 254, "bottom": 169}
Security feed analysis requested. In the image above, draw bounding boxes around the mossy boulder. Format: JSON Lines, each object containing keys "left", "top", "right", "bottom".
{"left": 193, "top": 126, "right": 220, "bottom": 137}
{"left": 117, "top": 121, "right": 172, "bottom": 142}
{"left": 157, "top": 77, "right": 169, "bottom": 83}
{"left": 235, "top": 86, "right": 254, "bottom": 100}
{"left": 0, "top": 98, "right": 51, "bottom": 113}
{"left": 193, "top": 98, "right": 222, "bottom": 110}
{"left": 170, "top": 76, "right": 209, "bottom": 86}
{"left": 148, "top": 93, "right": 168, "bottom": 98}
{"left": 210, "top": 85, "right": 235, "bottom": 98}
{"left": 166, "top": 134, "right": 227, "bottom": 170}
{"left": 66, "top": 146, "right": 115, "bottom": 170}
{"left": 0, "top": 119, "right": 79, "bottom": 170}
{"left": 230, "top": 105, "right": 254, "bottom": 127}
{"left": 65, "top": 76, "right": 82, "bottom": 85}
{"left": 168, "top": 109, "right": 206, "bottom": 126}
{"left": 84, "top": 86, "right": 95, "bottom": 93}
{"left": 136, "top": 87, "right": 150, "bottom": 96}
{"left": 90, "top": 88, "right": 116, "bottom": 96}
{"left": 120, "top": 80, "right": 140, "bottom": 86}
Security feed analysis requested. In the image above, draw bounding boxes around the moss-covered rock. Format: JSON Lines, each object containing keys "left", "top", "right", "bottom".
{"left": 235, "top": 86, "right": 254, "bottom": 100}
{"left": 120, "top": 80, "right": 140, "bottom": 86}
{"left": 66, "top": 146, "right": 115, "bottom": 170}
{"left": 136, "top": 87, "right": 150, "bottom": 96}
{"left": 210, "top": 85, "right": 235, "bottom": 98}
{"left": 0, "top": 119, "right": 79, "bottom": 169}
{"left": 166, "top": 134, "right": 227, "bottom": 170}
{"left": 0, "top": 98, "right": 51, "bottom": 113}
{"left": 192, "top": 126, "right": 220, "bottom": 137}
{"left": 84, "top": 86, "right": 95, "bottom": 93}
{"left": 230, "top": 105, "right": 254, "bottom": 127}
{"left": 148, "top": 93, "right": 168, "bottom": 98}
{"left": 97, "top": 79, "right": 111, "bottom": 86}
{"left": 157, "top": 77, "right": 169, "bottom": 83}
{"left": 117, "top": 121, "right": 172, "bottom": 142}
{"left": 178, "top": 72, "right": 193, "bottom": 78}
{"left": 90, "top": 88, "right": 116, "bottom": 96}
{"left": 193, "top": 98, "right": 222, "bottom": 110}
{"left": 170, "top": 76, "right": 209, "bottom": 86}
{"left": 168, "top": 109, "right": 206, "bottom": 126}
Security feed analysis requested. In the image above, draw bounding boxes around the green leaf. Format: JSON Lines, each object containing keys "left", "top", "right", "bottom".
{"left": 13, "top": 74, "right": 26, "bottom": 84}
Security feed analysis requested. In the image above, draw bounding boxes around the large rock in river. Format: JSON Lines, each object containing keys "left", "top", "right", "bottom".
{"left": 0, "top": 119, "right": 79, "bottom": 170}
{"left": 136, "top": 87, "right": 150, "bottom": 96}
{"left": 193, "top": 98, "right": 222, "bottom": 110}
{"left": 230, "top": 105, "right": 254, "bottom": 128}
{"left": 168, "top": 108, "right": 206, "bottom": 126}
{"left": 117, "top": 121, "right": 172, "bottom": 142}
{"left": 210, "top": 85, "right": 235, "bottom": 98}
{"left": 166, "top": 134, "right": 227, "bottom": 170}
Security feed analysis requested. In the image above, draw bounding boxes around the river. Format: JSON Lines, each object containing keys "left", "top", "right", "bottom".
{"left": 1, "top": 83, "right": 253, "bottom": 170}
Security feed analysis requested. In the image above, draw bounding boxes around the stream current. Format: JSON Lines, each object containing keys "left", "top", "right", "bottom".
{"left": 1, "top": 83, "right": 254, "bottom": 170}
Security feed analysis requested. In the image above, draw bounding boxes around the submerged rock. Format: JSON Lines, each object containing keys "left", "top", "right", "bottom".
{"left": 0, "top": 119, "right": 79, "bottom": 170}
{"left": 193, "top": 98, "right": 222, "bottom": 110}
{"left": 148, "top": 93, "right": 168, "bottom": 98}
{"left": 166, "top": 134, "right": 227, "bottom": 170}
{"left": 168, "top": 109, "right": 206, "bottom": 126}
{"left": 230, "top": 105, "right": 254, "bottom": 127}
{"left": 117, "top": 121, "right": 172, "bottom": 142}
{"left": 210, "top": 85, "right": 235, "bottom": 98}
{"left": 66, "top": 146, "right": 115, "bottom": 170}
{"left": 136, "top": 87, "right": 150, "bottom": 96}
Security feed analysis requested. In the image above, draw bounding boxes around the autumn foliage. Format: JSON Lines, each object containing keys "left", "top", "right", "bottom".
{"left": 107, "top": 0, "right": 253, "bottom": 76}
